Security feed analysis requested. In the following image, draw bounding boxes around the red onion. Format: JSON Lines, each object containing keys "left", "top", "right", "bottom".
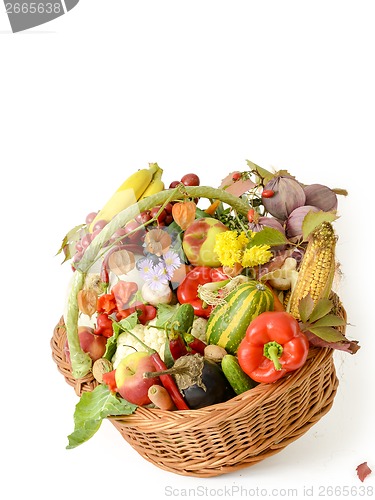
{"left": 303, "top": 183, "right": 338, "bottom": 212}
{"left": 286, "top": 205, "right": 320, "bottom": 239}
{"left": 262, "top": 175, "right": 306, "bottom": 221}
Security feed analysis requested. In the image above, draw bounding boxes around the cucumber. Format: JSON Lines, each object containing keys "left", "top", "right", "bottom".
{"left": 169, "top": 303, "right": 195, "bottom": 334}
{"left": 221, "top": 354, "right": 258, "bottom": 395}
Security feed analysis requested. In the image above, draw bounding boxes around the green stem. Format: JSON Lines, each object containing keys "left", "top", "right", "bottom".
{"left": 263, "top": 341, "right": 283, "bottom": 371}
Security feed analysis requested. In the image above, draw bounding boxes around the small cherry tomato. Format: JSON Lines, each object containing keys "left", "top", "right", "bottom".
{"left": 247, "top": 209, "right": 255, "bottom": 223}
{"left": 262, "top": 189, "right": 275, "bottom": 198}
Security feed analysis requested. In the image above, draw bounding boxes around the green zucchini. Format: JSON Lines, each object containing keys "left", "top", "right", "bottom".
{"left": 221, "top": 354, "right": 258, "bottom": 395}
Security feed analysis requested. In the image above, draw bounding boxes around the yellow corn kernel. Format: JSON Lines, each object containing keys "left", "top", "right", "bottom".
{"left": 288, "top": 222, "right": 336, "bottom": 319}
{"left": 283, "top": 289, "right": 292, "bottom": 309}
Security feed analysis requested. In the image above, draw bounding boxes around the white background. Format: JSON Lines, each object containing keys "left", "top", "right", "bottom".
{"left": 1, "top": 1, "right": 374, "bottom": 499}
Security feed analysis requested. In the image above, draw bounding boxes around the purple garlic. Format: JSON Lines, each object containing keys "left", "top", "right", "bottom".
{"left": 303, "top": 183, "right": 338, "bottom": 212}
{"left": 262, "top": 175, "right": 306, "bottom": 221}
{"left": 286, "top": 205, "right": 320, "bottom": 239}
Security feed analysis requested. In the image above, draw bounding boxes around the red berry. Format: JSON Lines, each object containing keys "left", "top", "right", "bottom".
{"left": 169, "top": 180, "right": 180, "bottom": 188}
{"left": 150, "top": 206, "right": 167, "bottom": 223}
{"left": 181, "top": 173, "right": 200, "bottom": 186}
{"left": 85, "top": 212, "right": 98, "bottom": 225}
{"left": 232, "top": 172, "right": 241, "bottom": 181}
{"left": 135, "top": 211, "right": 152, "bottom": 224}
{"left": 262, "top": 189, "right": 275, "bottom": 198}
{"left": 164, "top": 214, "right": 174, "bottom": 225}
{"left": 164, "top": 202, "right": 174, "bottom": 214}
{"left": 124, "top": 220, "right": 142, "bottom": 242}
{"left": 81, "top": 233, "right": 92, "bottom": 249}
{"left": 110, "top": 228, "right": 127, "bottom": 244}
{"left": 92, "top": 219, "right": 108, "bottom": 232}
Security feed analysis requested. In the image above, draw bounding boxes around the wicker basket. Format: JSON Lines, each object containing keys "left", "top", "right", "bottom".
{"left": 51, "top": 316, "right": 339, "bottom": 477}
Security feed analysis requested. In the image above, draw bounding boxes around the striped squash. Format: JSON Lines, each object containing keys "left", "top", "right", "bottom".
{"left": 206, "top": 281, "right": 274, "bottom": 354}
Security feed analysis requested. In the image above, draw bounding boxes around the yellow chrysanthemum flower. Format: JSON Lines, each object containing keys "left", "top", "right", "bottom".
{"left": 237, "top": 232, "right": 250, "bottom": 247}
{"left": 214, "top": 231, "right": 245, "bottom": 267}
{"left": 241, "top": 245, "right": 273, "bottom": 268}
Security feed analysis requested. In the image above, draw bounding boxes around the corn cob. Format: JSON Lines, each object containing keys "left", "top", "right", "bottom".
{"left": 283, "top": 289, "right": 291, "bottom": 309}
{"left": 287, "top": 221, "right": 336, "bottom": 319}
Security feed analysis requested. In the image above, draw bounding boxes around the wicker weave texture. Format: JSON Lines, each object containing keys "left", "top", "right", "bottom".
{"left": 51, "top": 318, "right": 99, "bottom": 396}
{"left": 51, "top": 317, "right": 339, "bottom": 477}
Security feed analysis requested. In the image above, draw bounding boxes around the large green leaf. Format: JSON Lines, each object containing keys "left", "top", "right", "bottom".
{"left": 56, "top": 223, "right": 86, "bottom": 263}
{"left": 155, "top": 303, "right": 179, "bottom": 328}
{"left": 67, "top": 385, "right": 137, "bottom": 449}
{"left": 246, "top": 160, "right": 274, "bottom": 184}
{"left": 311, "top": 314, "right": 346, "bottom": 328}
{"left": 307, "top": 326, "right": 347, "bottom": 343}
{"left": 250, "top": 226, "right": 288, "bottom": 247}
{"left": 302, "top": 211, "right": 338, "bottom": 241}
{"left": 298, "top": 294, "right": 315, "bottom": 323}
{"left": 308, "top": 298, "right": 333, "bottom": 323}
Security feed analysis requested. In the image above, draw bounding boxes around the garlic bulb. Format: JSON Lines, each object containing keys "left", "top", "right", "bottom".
{"left": 262, "top": 175, "right": 306, "bottom": 221}
{"left": 248, "top": 214, "right": 286, "bottom": 236}
{"left": 286, "top": 205, "right": 320, "bottom": 239}
{"left": 303, "top": 183, "right": 338, "bottom": 212}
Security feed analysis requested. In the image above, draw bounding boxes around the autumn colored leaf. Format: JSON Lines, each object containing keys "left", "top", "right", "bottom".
{"left": 304, "top": 330, "right": 360, "bottom": 354}
{"left": 219, "top": 172, "right": 256, "bottom": 196}
{"left": 356, "top": 462, "right": 372, "bottom": 482}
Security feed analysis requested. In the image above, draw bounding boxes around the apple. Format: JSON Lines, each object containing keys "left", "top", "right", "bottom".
{"left": 115, "top": 351, "right": 160, "bottom": 405}
{"left": 182, "top": 217, "right": 228, "bottom": 267}
{"left": 64, "top": 326, "right": 107, "bottom": 363}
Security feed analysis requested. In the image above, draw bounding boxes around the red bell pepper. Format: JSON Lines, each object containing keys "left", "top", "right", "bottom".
{"left": 237, "top": 311, "right": 309, "bottom": 383}
{"left": 176, "top": 266, "right": 228, "bottom": 318}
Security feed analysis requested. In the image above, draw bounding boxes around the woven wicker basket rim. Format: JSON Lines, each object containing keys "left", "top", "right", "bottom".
{"left": 51, "top": 313, "right": 340, "bottom": 477}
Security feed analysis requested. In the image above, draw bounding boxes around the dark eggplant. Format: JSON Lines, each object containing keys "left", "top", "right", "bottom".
{"left": 143, "top": 354, "right": 235, "bottom": 410}
{"left": 182, "top": 358, "right": 236, "bottom": 409}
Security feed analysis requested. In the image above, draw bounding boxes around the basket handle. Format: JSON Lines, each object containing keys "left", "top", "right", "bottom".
{"left": 66, "top": 185, "right": 250, "bottom": 379}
